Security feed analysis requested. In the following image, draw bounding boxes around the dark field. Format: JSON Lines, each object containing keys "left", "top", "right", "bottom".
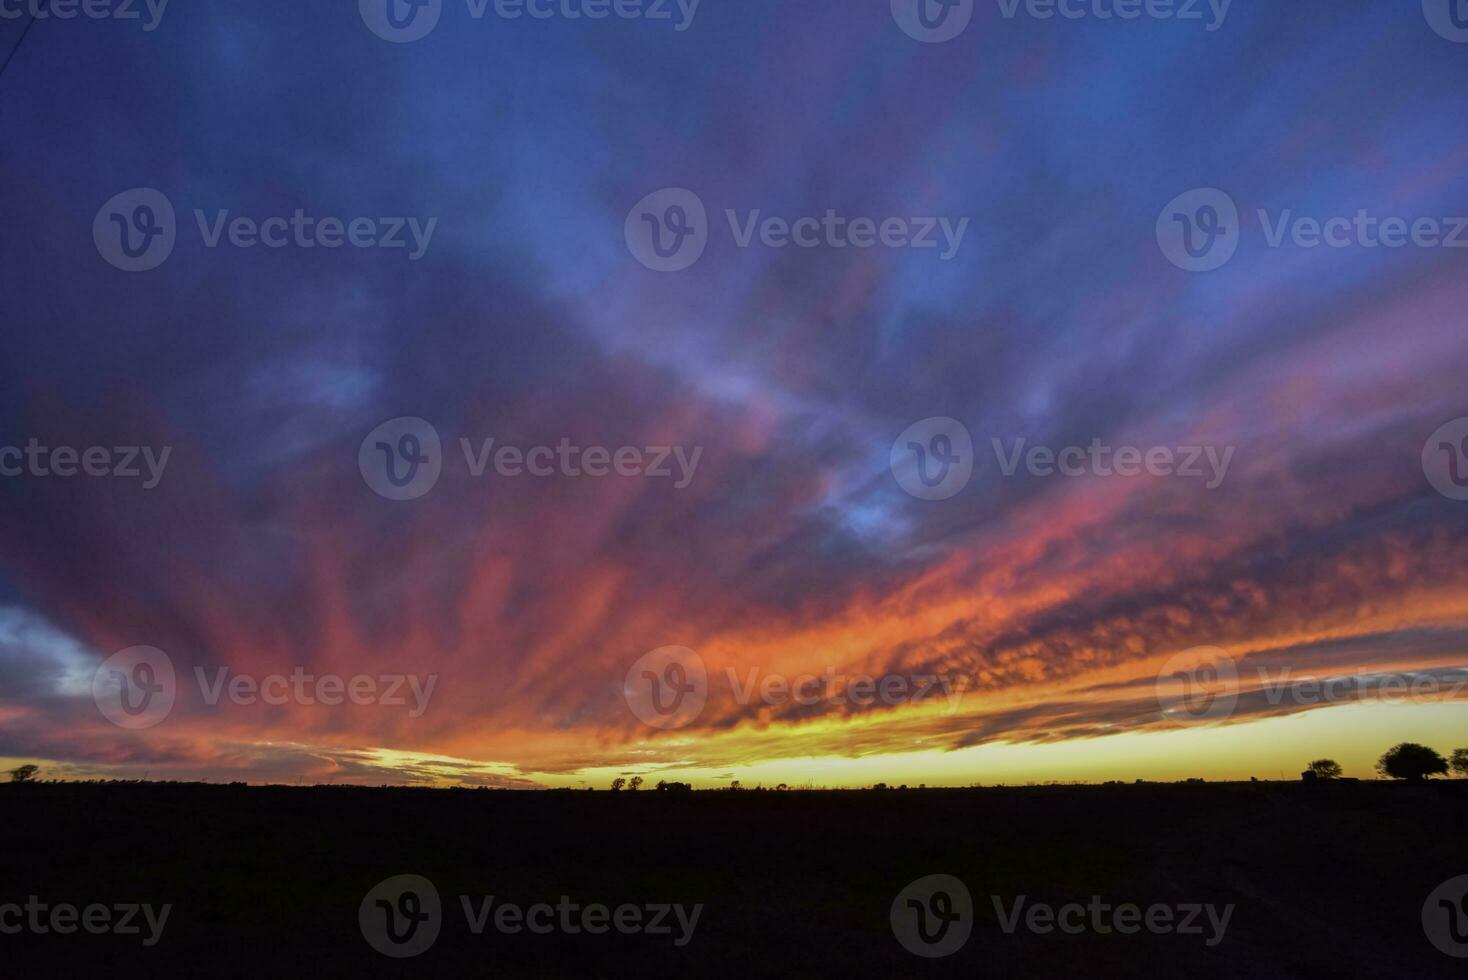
{"left": 3, "top": 780, "right": 1466, "bottom": 977}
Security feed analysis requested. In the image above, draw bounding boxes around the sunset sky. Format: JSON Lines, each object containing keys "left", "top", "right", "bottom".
{"left": 2, "top": 1, "right": 1467, "bottom": 788}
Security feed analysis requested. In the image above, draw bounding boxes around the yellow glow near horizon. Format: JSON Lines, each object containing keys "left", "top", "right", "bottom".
{"left": 8, "top": 700, "right": 1464, "bottom": 790}
{"left": 549, "top": 700, "right": 1468, "bottom": 789}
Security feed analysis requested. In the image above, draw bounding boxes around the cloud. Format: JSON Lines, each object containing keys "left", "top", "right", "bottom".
{"left": 1, "top": 3, "right": 1467, "bottom": 785}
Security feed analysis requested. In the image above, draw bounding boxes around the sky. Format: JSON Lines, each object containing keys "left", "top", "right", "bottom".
{"left": 1, "top": 0, "right": 1467, "bottom": 788}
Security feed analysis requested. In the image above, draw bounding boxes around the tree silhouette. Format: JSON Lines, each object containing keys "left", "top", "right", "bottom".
{"left": 1376, "top": 743, "right": 1448, "bottom": 781}
{"left": 9, "top": 764, "right": 39, "bottom": 783}
{"left": 610, "top": 777, "right": 626, "bottom": 792}
{"left": 629, "top": 776, "right": 643, "bottom": 791}
{"left": 1306, "top": 759, "right": 1342, "bottom": 780}
{"left": 1451, "top": 749, "right": 1468, "bottom": 778}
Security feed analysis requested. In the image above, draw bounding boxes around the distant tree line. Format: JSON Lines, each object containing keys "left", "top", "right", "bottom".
{"left": 1305, "top": 744, "right": 1468, "bottom": 783}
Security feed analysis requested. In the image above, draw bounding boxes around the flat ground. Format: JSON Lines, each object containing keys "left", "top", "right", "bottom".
{"left": 1, "top": 780, "right": 1465, "bottom": 977}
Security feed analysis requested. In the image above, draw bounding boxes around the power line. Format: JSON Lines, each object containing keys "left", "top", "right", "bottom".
{"left": 0, "top": 13, "right": 37, "bottom": 87}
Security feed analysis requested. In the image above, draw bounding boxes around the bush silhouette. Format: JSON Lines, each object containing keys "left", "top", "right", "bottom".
{"left": 1306, "top": 759, "right": 1342, "bottom": 780}
{"left": 9, "top": 765, "right": 39, "bottom": 783}
{"left": 1376, "top": 743, "right": 1447, "bottom": 781}
{"left": 1451, "top": 749, "right": 1468, "bottom": 778}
